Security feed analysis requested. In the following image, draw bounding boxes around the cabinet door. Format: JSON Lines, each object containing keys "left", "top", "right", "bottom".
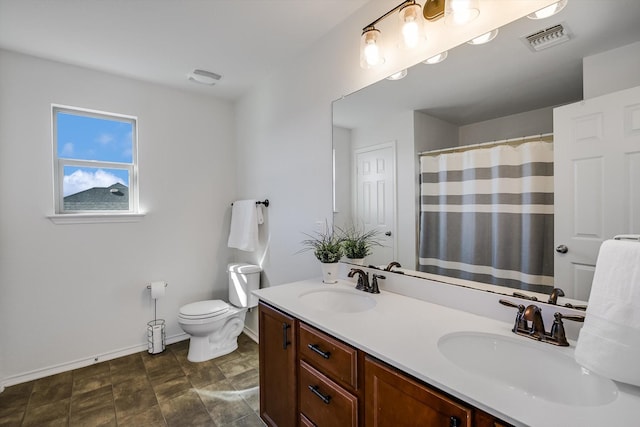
{"left": 259, "top": 303, "right": 297, "bottom": 427}
{"left": 365, "top": 356, "right": 472, "bottom": 427}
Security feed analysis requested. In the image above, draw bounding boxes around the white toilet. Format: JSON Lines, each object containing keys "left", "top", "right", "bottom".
{"left": 178, "top": 263, "right": 261, "bottom": 362}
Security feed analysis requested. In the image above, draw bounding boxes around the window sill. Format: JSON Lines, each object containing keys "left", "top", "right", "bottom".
{"left": 48, "top": 213, "right": 146, "bottom": 224}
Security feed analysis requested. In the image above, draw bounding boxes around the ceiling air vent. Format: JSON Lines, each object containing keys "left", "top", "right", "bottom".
{"left": 522, "top": 23, "right": 571, "bottom": 52}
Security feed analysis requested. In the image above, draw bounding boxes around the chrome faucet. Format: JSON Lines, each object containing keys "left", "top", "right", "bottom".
{"left": 384, "top": 261, "right": 401, "bottom": 272}
{"left": 348, "top": 268, "right": 369, "bottom": 291}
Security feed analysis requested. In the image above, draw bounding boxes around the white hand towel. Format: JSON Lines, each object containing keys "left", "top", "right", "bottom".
{"left": 228, "top": 200, "right": 260, "bottom": 252}
{"left": 574, "top": 239, "right": 640, "bottom": 386}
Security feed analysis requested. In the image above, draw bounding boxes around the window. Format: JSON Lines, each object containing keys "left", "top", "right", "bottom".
{"left": 52, "top": 105, "right": 138, "bottom": 215}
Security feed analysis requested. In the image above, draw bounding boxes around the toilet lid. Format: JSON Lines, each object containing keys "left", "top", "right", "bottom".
{"left": 179, "top": 300, "right": 229, "bottom": 319}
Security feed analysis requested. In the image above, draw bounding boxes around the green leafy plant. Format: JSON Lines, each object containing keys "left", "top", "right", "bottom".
{"left": 337, "top": 225, "right": 382, "bottom": 259}
{"left": 299, "top": 225, "right": 343, "bottom": 263}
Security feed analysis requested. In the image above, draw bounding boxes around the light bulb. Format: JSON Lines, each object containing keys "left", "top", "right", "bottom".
{"left": 365, "top": 43, "right": 381, "bottom": 66}
{"left": 445, "top": 0, "right": 480, "bottom": 26}
{"left": 399, "top": 3, "right": 424, "bottom": 49}
{"left": 360, "top": 27, "right": 384, "bottom": 69}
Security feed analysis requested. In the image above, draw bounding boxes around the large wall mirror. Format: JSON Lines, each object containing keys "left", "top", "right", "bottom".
{"left": 333, "top": 1, "right": 640, "bottom": 304}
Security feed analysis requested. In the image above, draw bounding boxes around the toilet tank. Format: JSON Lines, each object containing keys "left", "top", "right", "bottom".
{"left": 228, "top": 263, "right": 261, "bottom": 308}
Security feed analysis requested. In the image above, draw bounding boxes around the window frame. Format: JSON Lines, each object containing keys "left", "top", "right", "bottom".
{"left": 52, "top": 104, "right": 139, "bottom": 216}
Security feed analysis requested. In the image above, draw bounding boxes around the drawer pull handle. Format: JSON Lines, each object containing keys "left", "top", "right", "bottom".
{"left": 308, "top": 385, "right": 331, "bottom": 404}
{"left": 282, "top": 323, "right": 290, "bottom": 350}
{"left": 308, "top": 344, "right": 331, "bottom": 359}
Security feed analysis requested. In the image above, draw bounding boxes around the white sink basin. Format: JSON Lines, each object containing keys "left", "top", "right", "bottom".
{"left": 438, "top": 332, "right": 618, "bottom": 406}
{"left": 299, "top": 288, "right": 376, "bottom": 313}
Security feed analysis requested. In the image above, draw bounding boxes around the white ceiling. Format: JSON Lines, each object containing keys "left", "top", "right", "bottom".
{"left": 2, "top": 0, "right": 639, "bottom": 121}
{"left": 334, "top": 0, "right": 640, "bottom": 128}
{"left": 0, "top": 0, "right": 370, "bottom": 100}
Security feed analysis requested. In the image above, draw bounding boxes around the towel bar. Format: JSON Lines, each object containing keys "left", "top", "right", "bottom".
{"left": 231, "top": 199, "right": 269, "bottom": 207}
{"left": 613, "top": 234, "right": 640, "bottom": 241}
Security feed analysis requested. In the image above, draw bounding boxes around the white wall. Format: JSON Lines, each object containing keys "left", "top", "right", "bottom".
{"left": 332, "top": 126, "right": 352, "bottom": 231}
{"left": 459, "top": 106, "right": 555, "bottom": 146}
{"left": 583, "top": 41, "right": 640, "bottom": 99}
{"left": 0, "top": 49, "right": 236, "bottom": 385}
{"left": 0, "top": 0, "right": 552, "bottom": 384}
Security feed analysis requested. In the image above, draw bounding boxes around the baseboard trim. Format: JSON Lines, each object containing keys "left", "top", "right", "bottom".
{"left": 0, "top": 332, "right": 190, "bottom": 390}
{"left": 243, "top": 326, "right": 258, "bottom": 343}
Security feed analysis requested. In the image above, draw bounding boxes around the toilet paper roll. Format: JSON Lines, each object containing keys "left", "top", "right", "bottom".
{"left": 150, "top": 281, "right": 166, "bottom": 299}
{"left": 152, "top": 325, "right": 163, "bottom": 353}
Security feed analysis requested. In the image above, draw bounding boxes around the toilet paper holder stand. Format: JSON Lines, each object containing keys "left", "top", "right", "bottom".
{"left": 146, "top": 282, "right": 168, "bottom": 354}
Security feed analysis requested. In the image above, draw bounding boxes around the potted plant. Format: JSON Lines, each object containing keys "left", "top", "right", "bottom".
{"left": 337, "top": 225, "right": 382, "bottom": 265}
{"left": 299, "top": 224, "right": 343, "bottom": 283}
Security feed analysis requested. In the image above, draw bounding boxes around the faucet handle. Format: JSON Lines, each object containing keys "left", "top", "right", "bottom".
{"left": 558, "top": 313, "right": 585, "bottom": 323}
{"left": 369, "top": 274, "right": 385, "bottom": 294}
{"left": 549, "top": 312, "right": 585, "bottom": 346}
{"left": 499, "top": 299, "right": 527, "bottom": 332}
{"left": 499, "top": 299, "right": 523, "bottom": 309}
{"left": 512, "top": 292, "right": 538, "bottom": 301}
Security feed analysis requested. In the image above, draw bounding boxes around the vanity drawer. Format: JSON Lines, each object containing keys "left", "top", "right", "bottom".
{"left": 299, "top": 360, "right": 358, "bottom": 427}
{"left": 299, "top": 322, "right": 358, "bottom": 390}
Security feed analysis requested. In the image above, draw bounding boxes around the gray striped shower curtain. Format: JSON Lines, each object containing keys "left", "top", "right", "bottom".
{"left": 418, "top": 140, "right": 554, "bottom": 292}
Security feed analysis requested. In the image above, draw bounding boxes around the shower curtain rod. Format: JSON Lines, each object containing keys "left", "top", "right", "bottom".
{"left": 419, "top": 133, "right": 553, "bottom": 157}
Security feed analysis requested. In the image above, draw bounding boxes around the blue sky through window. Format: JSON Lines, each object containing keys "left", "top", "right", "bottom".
{"left": 57, "top": 111, "right": 133, "bottom": 196}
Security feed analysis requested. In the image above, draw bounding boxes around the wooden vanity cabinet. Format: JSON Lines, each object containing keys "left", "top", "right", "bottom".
{"left": 259, "top": 303, "right": 511, "bottom": 427}
{"left": 259, "top": 303, "right": 298, "bottom": 427}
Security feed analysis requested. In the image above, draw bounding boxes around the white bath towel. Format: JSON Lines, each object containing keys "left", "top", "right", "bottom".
{"left": 574, "top": 239, "right": 640, "bottom": 386}
{"left": 228, "top": 200, "right": 260, "bottom": 252}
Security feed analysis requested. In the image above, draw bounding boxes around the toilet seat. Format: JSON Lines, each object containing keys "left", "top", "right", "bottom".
{"left": 179, "top": 300, "right": 229, "bottom": 320}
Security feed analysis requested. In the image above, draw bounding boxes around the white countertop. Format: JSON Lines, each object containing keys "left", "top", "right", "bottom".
{"left": 253, "top": 278, "right": 640, "bottom": 427}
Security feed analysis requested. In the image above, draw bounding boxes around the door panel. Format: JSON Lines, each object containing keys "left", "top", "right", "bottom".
{"left": 554, "top": 85, "right": 640, "bottom": 299}
{"left": 354, "top": 143, "right": 396, "bottom": 265}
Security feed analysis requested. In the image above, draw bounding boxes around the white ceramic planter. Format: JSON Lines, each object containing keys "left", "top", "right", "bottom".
{"left": 320, "top": 262, "right": 339, "bottom": 283}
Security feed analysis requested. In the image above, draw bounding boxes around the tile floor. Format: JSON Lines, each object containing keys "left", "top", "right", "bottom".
{"left": 0, "top": 334, "right": 265, "bottom": 426}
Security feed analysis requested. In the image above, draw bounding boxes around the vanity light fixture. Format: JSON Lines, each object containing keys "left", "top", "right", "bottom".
{"left": 527, "top": 0, "right": 568, "bottom": 20}
{"left": 467, "top": 28, "right": 499, "bottom": 45}
{"left": 422, "top": 50, "right": 448, "bottom": 65}
{"left": 386, "top": 69, "right": 408, "bottom": 80}
{"left": 188, "top": 69, "right": 222, "bottom": 85}
{"left": 360, "top": 0, "right": 426, "bottom": 69}
{"left": 360, "top": 0, "right": 481, "bottom": 69}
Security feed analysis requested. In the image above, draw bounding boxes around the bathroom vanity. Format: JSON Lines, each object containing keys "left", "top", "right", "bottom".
{"left": 259, "top": 301, "right": 505, "bottom": 427}
{"left": 254, "top": 277, "right": 640, "bottom": 427}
